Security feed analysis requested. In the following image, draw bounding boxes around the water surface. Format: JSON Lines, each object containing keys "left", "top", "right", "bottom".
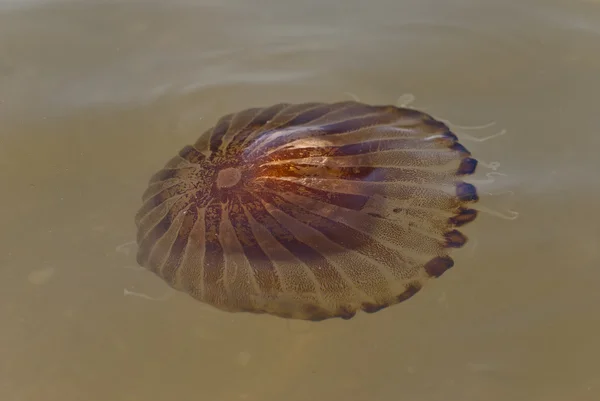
{"left": 1, "top": 1, "right": 599, "bottom": 400}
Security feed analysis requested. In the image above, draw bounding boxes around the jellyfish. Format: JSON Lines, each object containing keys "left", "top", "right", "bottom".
{"left": 134, "top": 101, "right": 483, "bottom": 321}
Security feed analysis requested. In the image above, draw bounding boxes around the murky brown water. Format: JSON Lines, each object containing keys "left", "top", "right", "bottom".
{"left": 2, "top": 1, "right": 600, "bottom": 400}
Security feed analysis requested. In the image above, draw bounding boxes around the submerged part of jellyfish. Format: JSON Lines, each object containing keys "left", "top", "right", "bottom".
{"left": 134, "top": 101, "right": 484, "bottom": 321}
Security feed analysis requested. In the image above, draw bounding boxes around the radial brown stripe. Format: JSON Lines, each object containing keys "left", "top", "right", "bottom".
{"left": 238, "top": 191, "right": 355, "bottom": 297}
{"left": 239, "top": 102, "right": 358, "bottom": 152}
{"left": 333, "top": 137, "right": 461, "bottom": 157}
{"left": 208, "top": 113, "right": 234, "bottom": 153}
{"left": 136, "top": 196, "right": 190, "bottom": 267}
{"left": 259, "top": 178, "right": 370, "bottom": 211}
{"left": 136, "top": 184, "right": 180, "bottom": 224}
{"left": 201, "top": 200, "right": 227, "bottom": 305}
{"left": 140, "top": 178, "right": 186, "bottom": 203}
{"left": 236, "top": 102, "right": 325, "bottom": 151}
{"left": 258, "top": 138, "right": 426, "bottom": 164}
{"left": 275, "top": 189, "right": 449, "bottom": 255}
{"left": 259, "top": 146, "right": 335, "bottom": 164}
{"left": 291, "top": 178, "right": 464, "bottom": 210}
{"left": 256, "top": 190, "right": 416, "bottom": 270}
{"left": 262, "top": 152, "right": 473, "bottom": 177}
{"left": 259, "top": 136, "right": 466, "bottom": 172}
{"left": 258, "top": 194, "right": 398, "bottom": 308}
{"left": 225, "top": 103, "right": 291, "bottom": 153}
{"left": 178, "top": 145, "right": 206, "bottom": 164}
{"left": 310, "top": 109, "right": 404, "bottom": 135}
{"left": 298, "top": 102, "right": 379, "bottom": 126}
{"left": 216, "top": 107, "right": 264, "bottom": 153}
{"left": 244, "top": 108, "right": 399, "bottom": 159}
{"left": 148, "top": 167, "right": 193, "bottom": 185}
{"left": 177, "top": 207, "right": 207, "bottom": 298}
{"left": 278, "top": 103, "right": 339, "bottom": 127}
{"left": 296, "top": 131, "right": 458, "bottom": 152}
{"left": 228, "top": 196, "right": 283, "bottom": 296}
{"left": 157, "top": 207, "right": 198, "bottom": 286}
{"left": 134, "top": 101, "right": 483, "bottom": 321}
{"left": 258, "top": 163, "right": 460, "bottom": 185}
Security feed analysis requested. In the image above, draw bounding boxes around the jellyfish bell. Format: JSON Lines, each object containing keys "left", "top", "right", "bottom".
{"left": 134, "top": 101, "right": 489, "bottom": 321}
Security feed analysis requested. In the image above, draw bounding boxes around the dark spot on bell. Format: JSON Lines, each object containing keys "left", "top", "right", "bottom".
{"left": 457, "top": 157, "right": 478, "bottom": 175}
{"left": 444, "top": 229, "right": 468, "bottom": 248}
{"left": 179, "top": 145, "right": 206, "bottom": 163}
{"left": 149, "top": 168, "right": 179, "bottom": 184}
{"left": 450, "top": 208, "right": 478, "bottom": 227}
{"left": 450, "top": 142, "right": 471, "bottom": 156}
{"left": 456, "top": 182, "right": 479, "bottom": 202}
{"left": 396, "top": 282, "right": 422, "bottom": 302}
{"left": 362, "top": 302, "right": 389, "bottom": 314}
{"left": 337, "top": 307, "right": 357, "bottom": 320}
{"left": 424, "top": 256, "right": 455, "bottom": 278}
